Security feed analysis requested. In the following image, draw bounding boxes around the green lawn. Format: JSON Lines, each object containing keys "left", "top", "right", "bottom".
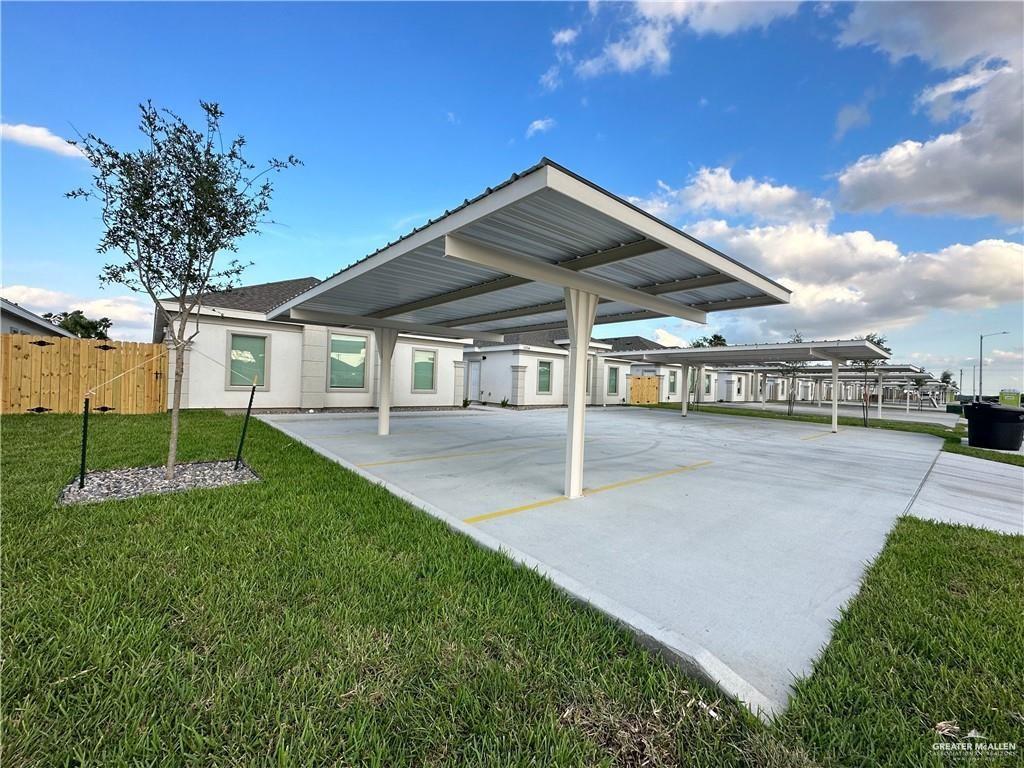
{"left": 2, "top": 412, "right": 1021, "bottom": 766}
{"left": 641, "top": 402, "right": 1024, "bottom": 467}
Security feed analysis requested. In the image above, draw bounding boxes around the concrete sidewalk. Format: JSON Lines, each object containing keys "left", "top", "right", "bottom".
{"left": 908, "top": 452, "right": 1024, "bottom": 535}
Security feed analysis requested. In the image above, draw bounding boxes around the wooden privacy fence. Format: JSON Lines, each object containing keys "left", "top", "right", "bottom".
{"left": 629, "top": 375, "right": 660, "bottom": 405}
{"left": 1, "top": 334, "right": 167, "bottom": 414}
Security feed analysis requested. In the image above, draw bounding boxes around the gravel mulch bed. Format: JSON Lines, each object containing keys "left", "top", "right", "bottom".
{"left": 59, "top": 461, "right": 259, "bottom": 506}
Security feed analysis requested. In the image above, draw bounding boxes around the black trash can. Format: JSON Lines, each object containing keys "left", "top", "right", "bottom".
{"left": 964, "top": 402, "right": 1024, "bottom": 450}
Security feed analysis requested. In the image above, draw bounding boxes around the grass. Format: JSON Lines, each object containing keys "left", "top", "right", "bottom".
{"left": 640, "top": 402, "right": 1024, "bottom": 467}
{"left": 783, "top": 518, "right": 1024, "bottom": 767}
{"left": 2, "top": 412, "right": 1021, "bottom": 766}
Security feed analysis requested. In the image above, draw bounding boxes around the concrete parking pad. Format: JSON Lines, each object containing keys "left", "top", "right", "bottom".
{"left": 908, "top": 452, "right": 1024, "bottom": 535}
{"left": 259, "top": 407, "right": 942, "bottom": 716}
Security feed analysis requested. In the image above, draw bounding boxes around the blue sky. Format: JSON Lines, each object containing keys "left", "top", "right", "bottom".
{"left": 3, "top": 1, "right": 1022, "bottom": 392}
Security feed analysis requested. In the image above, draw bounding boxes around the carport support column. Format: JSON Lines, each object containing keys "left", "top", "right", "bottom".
{"left": 564, "top": 288, "right": 599, "bottom": 499}
{"left": 877, "top": 371, "right": 884, "bottom": 419}
{"left": 760, "top": 373, "right": 767, "bottom": 410}
{"left": 830, "top": 360, "right": 839, "bottom": 433}
{"left": 374, "top": 327, "right": 399, "bottom": 436}
{"left": 680, "top": 364, "right": 690, "bottom": 417}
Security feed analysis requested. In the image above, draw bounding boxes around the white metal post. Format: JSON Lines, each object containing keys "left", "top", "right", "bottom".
{"left": 831, "top": 360, "right": 839, "bottom": 433}
{"left": 564, "top": 287, "right": 598, "bottom": 499}
{"left": 760, "top": 373, "right": 767, "bottom": 410}
{"left": 680, "top": 364, "right": 690, "bottom": 417}
{"left": 906, "top": 389, "right": 911, "bottom": 414}
{"left": 374, "top": 327, "right": 399, "bottom": 436}
{"left": 876, "top": 371, "right": 884, "bottom": 419}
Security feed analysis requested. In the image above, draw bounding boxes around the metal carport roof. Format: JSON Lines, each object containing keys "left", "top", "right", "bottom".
{"left": 614, "top": 339, "right": 891, "bottom": 366}
{"left": 266, "top": 159, "right": 792, "bottom": 500}
{"left": 267, "top": 158, "right": 790, "bottom": 338}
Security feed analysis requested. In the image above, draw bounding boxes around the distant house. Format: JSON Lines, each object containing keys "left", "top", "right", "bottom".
{"left": 463, "top": 329, "right": 634, "bottom": 407}
{"left": 153, "top": 278, "right": 467, "bottom": 410}
{"left": 0, "top": 297, "right": 75, "bottom": 337}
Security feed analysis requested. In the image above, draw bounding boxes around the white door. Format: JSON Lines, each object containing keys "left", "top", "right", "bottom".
{"left": 467, "top": 361, "right": 481, "bottom": 402}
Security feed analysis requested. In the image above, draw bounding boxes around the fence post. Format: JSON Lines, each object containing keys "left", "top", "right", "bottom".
{"left": 234, "top": 384, "right": 256, "bottom": 471}
{"left": 79, "top": 397, "right": 90, "bottom": 489}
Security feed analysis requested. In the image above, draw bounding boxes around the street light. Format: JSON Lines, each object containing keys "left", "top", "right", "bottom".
{"left": 978, "top": 331, "right": 1009, "bottom": 401}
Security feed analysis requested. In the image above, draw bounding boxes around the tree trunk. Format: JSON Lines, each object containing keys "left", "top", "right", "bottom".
{"left": 166, "top": 340, "right": 185, "bottom": 480}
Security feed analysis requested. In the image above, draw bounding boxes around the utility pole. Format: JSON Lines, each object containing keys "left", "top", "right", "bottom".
{"left": 959, "top": 368, "right": 963, "bottom": 394}
{"left": 978, "top": 331, "right": 1009, "bottom": 401}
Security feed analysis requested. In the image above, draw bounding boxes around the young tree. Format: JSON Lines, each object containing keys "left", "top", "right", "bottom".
{"left": 68, "top": 101, "right": 299, "bottom": 478}
{"left": 778, "top": 330, "right": 804, "bottom": 416}
{"left": 43, "top": 309, "right": 112, "bottom": 339}
{"left": 851, "top": 332, "right": 891, "bottom": 426}
{"left": 691, "top": 332, "right": 727, "bottom": 348}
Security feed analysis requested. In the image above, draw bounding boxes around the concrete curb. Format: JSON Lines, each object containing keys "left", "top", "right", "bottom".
{"left": 258, "top": 415, "right": 783, "bottom": 720}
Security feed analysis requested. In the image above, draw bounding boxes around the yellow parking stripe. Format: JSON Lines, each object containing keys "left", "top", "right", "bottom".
{"left": 465, "top": 460, "right": 712, "bottom": 524}
{"left": 356, "top": 437, "right": 593, "bottom": 468}
{"left": 586, "top": 460, "right": 713, "bottom": 494}
{"left": 464, "top": 495, "right": 569, "bottom": 524}
{"left": 800, "top": 431, "right": 835, "bottom": 441}
{"left": 358, "top": 445, "right": 523, "bottom": 468}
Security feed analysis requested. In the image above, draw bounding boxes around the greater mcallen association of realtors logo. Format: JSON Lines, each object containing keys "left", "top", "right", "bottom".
{"left": 932, "top": 740, "right": 1018, "bottom": 759}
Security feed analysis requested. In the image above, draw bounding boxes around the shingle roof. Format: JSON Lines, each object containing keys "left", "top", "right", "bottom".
{"left": 163, "top": 277, "right": 321, "bottom": 314}
{"left": 474, "top": 328, "right": 570, "bottom": 348}
{"left": 596, "top": 336, "right": 668, "bottom": 352}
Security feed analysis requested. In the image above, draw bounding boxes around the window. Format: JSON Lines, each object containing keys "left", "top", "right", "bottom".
{"left": 537, "top": 360, "right": 552, "bottom": 394}
{"left": 412, "top": 349, "right": 437, "bottom": 392}
{"left": 586, "top": 358, "right": 591, "bottom": 394}
{"left": 704, "top": 374, "right": 712, "bottom": 395}
{"left": 736, "top": 378, "right": 743, "bottom": 396}
{"left": 607, "top": 366, "right": 619, "bottom": 396}
{"left": 329, "top": 333, "right": 367, "bottom": 389}
{"left": 668, "top": 370, "right": 677, "bottom": 394}
{"left": 227, "top": 333, "right": 268, "bottom": 388}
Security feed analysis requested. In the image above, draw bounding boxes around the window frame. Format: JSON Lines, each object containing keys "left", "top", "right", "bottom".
{"left": 607, "top": 365, "right": 619, "bottom": 396}
{"left": 411, "top": 347, "right": 438, "bottom": 394}
{"left": 327, "top": 331, "right": 371, "bottom": 392}
{"left": 225, "top": 331, "right": 271, "bottom": 391}
{"left": 668, "top": 370, "right": 677, "bottom": 395}
{"left": 537, "top": 359, "right": 553, "bottom": 395}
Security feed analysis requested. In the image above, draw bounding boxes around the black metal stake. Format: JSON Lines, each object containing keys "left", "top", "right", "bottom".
{"left": 79, "top": 397, "right": 90, "bottom": 489}
{"left": 234, "top": 384, "right": 256, "bottom": 470}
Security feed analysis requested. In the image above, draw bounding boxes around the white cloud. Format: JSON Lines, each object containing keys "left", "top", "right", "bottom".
{"left": 576, "top": 1, "right": 798, "bottom": 77}
{"left": 835, "top": 3, "right": 1024, "bottom": 222}
{"left": 837, "top": 66, "right": 1023, "bottom": 221}
{"left": 525, "top": 117, "right": 556, "bottom": 138}
{"left": 914, "top": 62, "right": 1007, "bottom": 121}
{"left": 833, "top": 90, "right": 874, "bottom": 141}
{"left": 838, "top": 2, "right": 1023, "bottom": 69}
{"left": 446, "top": 111, "right": 459, "bottom": 124}
{"left": 628, "top": 169, "right": 1024, "bottom": 341}
{"left": 991, "top": 348, "right": 1024, "bottom": 365}
{"left": 653, "top": 328, "right": 688, "bottom": 347}
{"left": 539, "top": 65, "right": 561, "bottom": 91}
{"left": 1, "top": 123, "right": 83, "bottom": 158}
{"left": 1, "top": 284, "right": 154, "bottom": 341}
{"left": 552, "top": 27, "right": 579, "bottom": 46}
{"left": 629, "top": 167, "right": 832, "bottom": 225}
{"left": 688, "top": 218, "right": 1024, "bottom": 338}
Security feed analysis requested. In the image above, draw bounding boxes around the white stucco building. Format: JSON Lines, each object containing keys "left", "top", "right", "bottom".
{"left": 155, "top": 278, "right": 467, "bottom": 410}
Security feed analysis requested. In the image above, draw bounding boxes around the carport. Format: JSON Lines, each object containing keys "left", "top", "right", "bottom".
{"left": 617, "top": 339, "right": 892, "bottom": 432}
{"left": 269, "top": 159, "right": 790, "bottom": 497}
